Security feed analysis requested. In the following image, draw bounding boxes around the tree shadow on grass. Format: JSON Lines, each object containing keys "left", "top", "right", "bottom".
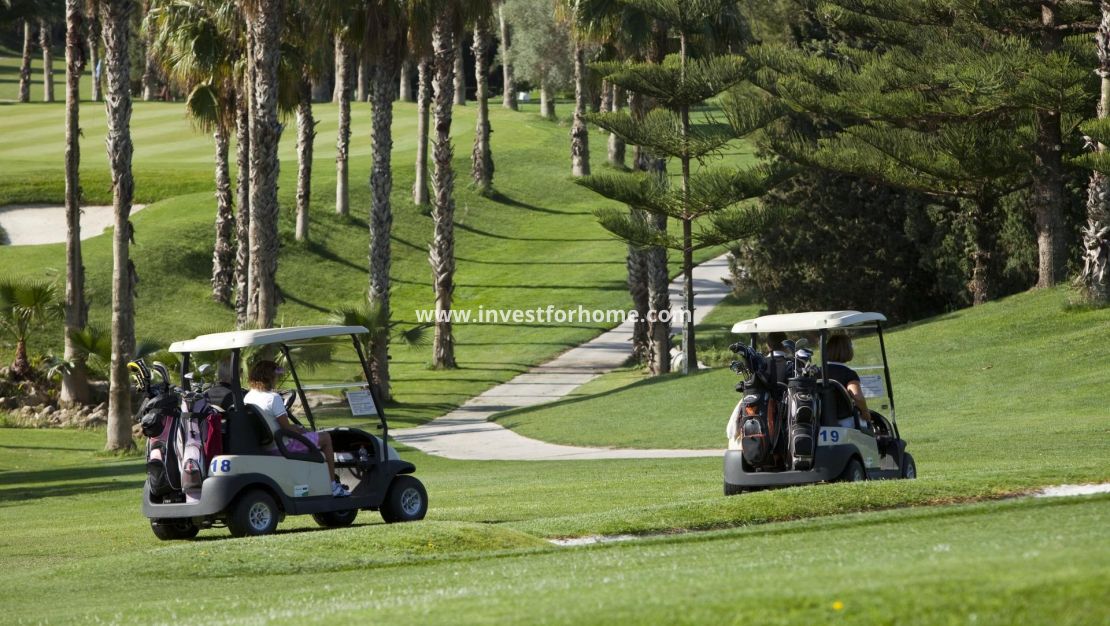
{"left": 0, "top": 461, "right": 143, "bottom": 487}
{"left": 488, "top": 191, "right": 590, "bottom": 216}
{"left": 456, "top": 223, "right": 610, "bottom": 242}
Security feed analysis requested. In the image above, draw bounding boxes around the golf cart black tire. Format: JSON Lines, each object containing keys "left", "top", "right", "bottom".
{"left": 227, "top": 489, "right": 280, "bottom": 538}
{"left": 150, "top": 519, "right": 199, "bottom": 541}
{"left": 724, "top": 482, "right": 744, "bottom": 496}
{"left": 838, "top": 458, "right": 865, "bottom": 483}
{"left": 901, "top": 452, "right": 917, "bottom": 479}
{"left": 380, "top": 475, "right": 428, "bottom": 523}
{"left": 312, "top": 509, "right": 358, "bottom": 528}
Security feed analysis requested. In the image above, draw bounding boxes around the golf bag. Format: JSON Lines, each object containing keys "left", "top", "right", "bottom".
{"left": 785, "top": 378, "right": 818, "bottom": 470}
{"left": 175, "top": 394, "right": 223, "bottom": 490}
{"left": 141, "top": 395, "right": 182, "bottom": 499}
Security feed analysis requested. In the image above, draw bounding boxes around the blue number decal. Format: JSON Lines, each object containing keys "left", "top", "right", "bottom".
{"left": 819, "top": 430, "right": 827, "bottom": 442}
{"left": 220, "top": 459, "right": 231, "bottom": 472}
{"left": 830, "top": 430, "right": 840, "bottom": 443}
{"left": 210, "top": 459, "right": 218, "bottom": 474}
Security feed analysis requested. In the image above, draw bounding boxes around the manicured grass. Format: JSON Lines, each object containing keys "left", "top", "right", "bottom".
{"left": 0, "top": 427, "right": 1105, "bottom": 624}
{"left": 0, "top": 52, "right": 744, "bottom": 424}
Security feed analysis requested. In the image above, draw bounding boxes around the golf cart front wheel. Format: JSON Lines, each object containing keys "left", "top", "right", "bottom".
{"left": 227, "top": 489, "right": 280, "bottom": 538}
{"left": 313, "top": 509, "right": 358, "bottom": 528}
{"left": 724, "top": 482, "right": 744, "bottom": 496}
{"left": 150, "top": 519, "right": 199, "bottom": 541}
{"left": 380, "top": 476, "right": 428, "bottom": 523}
{"left": 838, "top": 458, "right": 865, "bottom": 483}
{"left": 901, "top": 452, "right": 917, "bottom": 479}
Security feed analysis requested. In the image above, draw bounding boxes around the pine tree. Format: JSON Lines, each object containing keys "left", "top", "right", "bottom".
{"left": 578, "top": 0, "right": 777, "bottom": 375}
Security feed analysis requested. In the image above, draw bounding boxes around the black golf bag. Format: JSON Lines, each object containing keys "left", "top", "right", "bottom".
{"left": 785, "top": 377, "right": 818, "bottom": 470}
{"left": 138, "top": 392, "right": 183, "bottom": 499}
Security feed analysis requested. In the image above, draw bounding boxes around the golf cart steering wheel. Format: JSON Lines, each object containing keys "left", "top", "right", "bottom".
{"left": 277, "top": 389, "right": 304, "bottom": 427}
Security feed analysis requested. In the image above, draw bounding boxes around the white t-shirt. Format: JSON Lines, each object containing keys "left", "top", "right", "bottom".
{"left": 243, "top": 389, "right": 286, "bottom": 434}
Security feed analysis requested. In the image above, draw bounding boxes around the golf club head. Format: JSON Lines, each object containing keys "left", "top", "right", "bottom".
{"left": 795, "top": 338, "right": 809, "bottom": 350}
{"left": 781, "top": 339, "right": 796, "bottom": 354}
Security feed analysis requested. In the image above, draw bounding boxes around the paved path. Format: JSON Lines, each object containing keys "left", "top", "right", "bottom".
{"left": 0, "top": 203, "right": 147, "bottom": 246}
{"left": 393, "top": 254, "right": 732, "bottom": 461}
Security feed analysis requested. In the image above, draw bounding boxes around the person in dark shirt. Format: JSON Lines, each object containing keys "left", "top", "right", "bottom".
{"left": 825, "top": 334, "right": 871, "bottom": 428}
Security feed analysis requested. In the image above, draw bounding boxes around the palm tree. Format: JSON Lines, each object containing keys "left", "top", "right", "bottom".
{"left": 86, "top": 1, "right": 101, "bottom": 101}
{"left": 334, "top": 31, "right": 353, "bottom": 216}
{"left": 329, "top": 300, "right": 428, "bottom": 397}
{"left": 471, "top": 11, "right": 494, "bottom": 194}
{"left": 1080, "top": 3, "right": 1110, "bottom": 304}
{"left": 398, "top": 56, "right": 414, "bottom": 101}
{"left": 453, "top": 38, "right": 466, "bottom": 105}
{"left": 366, "top": 0, "right": 407, "bottom": 400}
{"left": 569, "top": 36, "right": 589, "bottom": 176}
{"left": 288, "top": 3, "right": 331, "bottom": 243}
{"left": 19, "top": 19, "right": 33, "bottom": 102}
{"left": 498, "top": 3, "right": 516, "bottom": 110}
{"left": 429, "top": 1, "right": 459, "bottom": 368}
{"left": 413, "top": 56, "right": 431, "bottom": 204}
{"left": 233, "top": 87, "right": 250, "bottom": 326}
{"left": 146, "top": 0, "right": 241, "bottom": 305}
{"left": 0, "top": 279, "right": 60, "bottom": 382}
{"left": 243, "top": 0, "right": 284, "bottom": 328}
{"left": 40, "top": 18, "right": 54, "bottom": 102}
{"left": 61, "top": 0, "right": 89, "bottom": 406}
{"left": 100, "top": 0, "right": 137, "bottom": 451}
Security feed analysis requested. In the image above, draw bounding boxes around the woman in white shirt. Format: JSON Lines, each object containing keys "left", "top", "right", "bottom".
{"left": 245, "top": 360, "right": 349, "bottom": 497}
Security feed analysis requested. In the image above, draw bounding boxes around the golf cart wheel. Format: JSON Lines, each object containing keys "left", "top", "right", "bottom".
{"left": 724, "top": 482, "right": 744, "bottom": 496}
{"left": 838, "top": 458, "right": 865, "bottom": 483}
{"left": 227, "top": 489, "right": 280, "bottom": 538}
{"left": 901, "top": 452, "right": 917, "bottom": 479}
{"left": 380, "top": 476, "right": 428, "bottom": 523}
{"left": 150, "top": 519, "right": 199, "bottom": 541}
{"left": 312, "top": 509, "right": 358, "bottom": 528}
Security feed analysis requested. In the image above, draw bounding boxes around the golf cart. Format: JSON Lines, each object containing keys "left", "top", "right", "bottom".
{"left": 723, "top": 311, "right": 915, "bottom": 495}
{"left": 140, "top": 325, "right": 427, "bottom": 539}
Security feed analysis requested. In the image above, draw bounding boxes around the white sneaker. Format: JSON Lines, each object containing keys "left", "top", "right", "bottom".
{"left": 331, "top": 481, "right": 351, "bottom": 497}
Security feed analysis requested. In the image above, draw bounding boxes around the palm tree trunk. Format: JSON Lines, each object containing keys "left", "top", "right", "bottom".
{"left": 413, "top": 57, "right": 431, "bottom": 205}
{"left": 357, "top": 47, "right": 370, "bottom": 103}
{"left": 87, "top": 12, "right": 101, "bottom": 102}
{"left": 246, "top": 0, "right": 284, "bottom": 329}
{"left": 19, "top": 20, "right": 33, "bottom": 103}
{"left": 471, "top": 21, "right": 493, "bottom": 195}
{"left": 40, "top": 20, "right": 54, "bottom": 103}
{"left": 499, "top": 5, "right": 517, "bottom": 111}
{"left": 1083, "top": 3, "right": 1110, "bottom": 304}
{"left": 370, "top": 42, "right": 400, "bottom": 401}
{"left": 678, "top": 36, "right": 695, "bottom": 373}
{"left": 570, "top": 42, "right": 589, "bottom": 177}
{"left": 335, "top": 36, "right": 351, "bottom": 217}
{"left": 643, "top": 160, "right": 670, "bottom": 375}
{"left": 398, "top": 57, "right": 414, "bottom": 102}
{"left": 61, "top": 0, "right": 89, "bottom": 407}
{"left": 233, "top": 90, "right": 251, "bottom": 327}
{"left": 626, "top": 216, "right": 650, "bottom": 365}
{"left": 211, "top": 124, "right": 235, "bottom": 304}
{"left": 540, "top": 77, "right": 555, "bottom": 119}
{"left": 608, "top": 83, "right": 625, "bottom": 168}
{"left": 101, "top": 0, "right": 135, "bottom": 451}
{"left": 295, "top": 77, "right": 315, "bottom": 242}
{"left": 453, "top": 39, "right": 466, "bottom": 105}
{"left": 572, "top": 41, "right": 591, "bottom": 154}
{"left": 430, "top": 11, "right": 458, "bottom": 369}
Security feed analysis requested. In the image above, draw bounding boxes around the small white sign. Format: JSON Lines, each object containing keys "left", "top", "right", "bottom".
{"left": 346, "top": 390, "right": 378, "bottom": 416}
{"left": 859, "top": 375, "right": 885, "bottom": 398}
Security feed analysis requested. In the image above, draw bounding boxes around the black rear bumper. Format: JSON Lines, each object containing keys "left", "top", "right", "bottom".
{"left": 723, "top": 446, "right": 856, "bottom": 488}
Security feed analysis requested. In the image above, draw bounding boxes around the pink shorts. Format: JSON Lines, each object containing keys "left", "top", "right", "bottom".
{"left": 272, "top": 431, "right": 321, "bottom": 455}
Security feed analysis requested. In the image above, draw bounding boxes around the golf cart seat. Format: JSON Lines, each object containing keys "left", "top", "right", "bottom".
{"left": 820, "top": 380, "right": 858, "bottom": 427}
{"left": 223, "top": 403, "right": 323, "bottom": 463}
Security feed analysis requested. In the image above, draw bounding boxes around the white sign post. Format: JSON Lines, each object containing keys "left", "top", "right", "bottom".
{"left": 345, "top": 390, "right": 378, "bottom": 416}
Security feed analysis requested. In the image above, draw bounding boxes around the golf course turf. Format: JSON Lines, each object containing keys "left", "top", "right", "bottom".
{"left": 1, "top": 53, "right": 1108, "bottom": 624}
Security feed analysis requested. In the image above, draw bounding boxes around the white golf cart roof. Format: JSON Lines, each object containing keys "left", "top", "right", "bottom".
{"left": 168, "top": 325, "right": 369, "bottom": 353}
{"left": 731, "top": 311, "right": 886, "bottom": 334}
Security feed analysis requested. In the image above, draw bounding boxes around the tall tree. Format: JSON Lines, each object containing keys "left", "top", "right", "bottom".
{"left": 244, "top": 0, "right": 284, "bottom": 328}
{"left": 101, "top": 0, "right": 136, "bottom": 451}
{"left": 233, "top": 86, "right": 251, "bottom": 327}
{"left": 398, "top": 56, "right": 415, "bottom": 101}
{"left": 429, "top": 3, "right": 458, "bottom": 368}
{"left": 453, "top": 38, "right": 466, "bottom": 104}
{"left": 502, "top": 0, "right": 573, "bottom": 120}
{"left": 1076, "top": 3, "right": 1110, "bottom": 304}
{"left": 139, "top": 0, "right": 163, "bottom": 100}
{"left": 471, "top": 12, "right": 494, "bottom": 194}
{"left": 294, "top": 74, "right": 314, "bottom": 241}
{"left": 19, "top": 19, "right": 33, "bottom": 102}
{"left": 40, "top": 18, "right": 54, "bottom": 102}
{"left": 569, "top": 35, "right": 589, "bottom": 176}
{"left": 334, "top": 31, "right": 353, "bottom": 216}
{"left": 60, "top": 0, "right": 88, "bottom": 406}
{"left": 498, "top": 3, "right": 516, "bottom": 110}
{"left": 86, "top": 3, "right": 101, "bottom": 101}
{"left": 413, "top": 56, "right": 431, "bottom": 204}
{"left": 582, "top": 0, "right": 774, "bottom": 374}
{"left": 366, "top": 0, "right": 407, "bottom": 400}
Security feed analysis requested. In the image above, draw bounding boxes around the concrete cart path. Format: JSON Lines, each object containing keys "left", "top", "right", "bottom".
{"left": 0, "top": 203, "right": 147, "bottom": 246}
{"left": 392, "top": 254, "right": 732, "bottom": 461}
